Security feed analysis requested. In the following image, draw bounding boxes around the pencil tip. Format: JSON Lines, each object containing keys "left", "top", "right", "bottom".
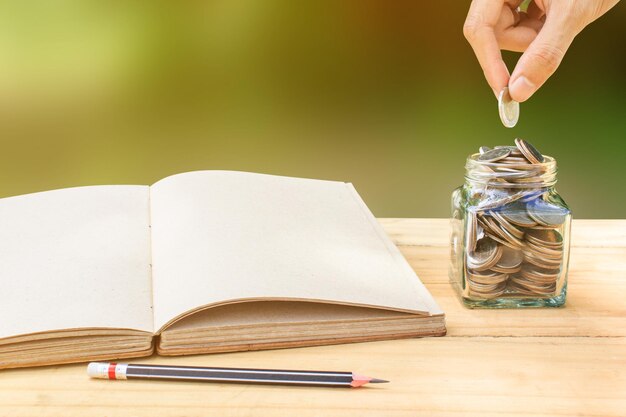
{"left": 351, "top": 374, "right": 390, "bottom": 387}
{"left": 369, "top": 378, "right": 389, "bottom": 384}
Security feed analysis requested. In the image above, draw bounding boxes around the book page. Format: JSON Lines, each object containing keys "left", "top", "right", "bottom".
{"left": 150, "top": 171, "right": 437, "bottom": 331}
{"left": 165, "top": 301, "right": 416, "bottom": 332}
{"left": 0, "top": 186, "right": 154, "bottom": 339}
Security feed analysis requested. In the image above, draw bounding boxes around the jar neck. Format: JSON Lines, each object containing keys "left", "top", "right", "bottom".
{"left": 464, "top": 154, "right": 557, "bottom": 190}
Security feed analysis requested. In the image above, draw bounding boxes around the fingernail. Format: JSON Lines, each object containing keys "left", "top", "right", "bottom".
{"left": 509, "top": 76, "right": 535, "bottom": 102}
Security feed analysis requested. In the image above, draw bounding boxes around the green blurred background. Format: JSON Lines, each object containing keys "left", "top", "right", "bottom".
{"left": 0, "top": 1, "right": 624, "bottom": 218}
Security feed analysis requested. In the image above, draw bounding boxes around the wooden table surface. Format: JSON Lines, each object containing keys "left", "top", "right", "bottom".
{"left": 1, "top": 218, "right": 625, "bottom": 416}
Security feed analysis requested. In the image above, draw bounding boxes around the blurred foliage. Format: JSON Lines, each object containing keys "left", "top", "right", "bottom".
{"left": 0, "top": 1, "right": 624, "bottom": 217}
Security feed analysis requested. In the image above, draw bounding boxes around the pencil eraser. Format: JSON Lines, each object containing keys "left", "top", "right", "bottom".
{"left": 87, "top": 362, "right": 110, "bottom": 379}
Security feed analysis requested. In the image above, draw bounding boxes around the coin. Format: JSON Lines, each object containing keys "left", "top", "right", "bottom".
{"left": 483, "top": 227, "right": 519, "bottom": 250}
{"left": 514, "top": 138, "right": 544, "bottom": 164}
{"left": 512, "top": 268, "right": 558, "bottom": 286}
{"left": 483, "top": 216, "right": 524, "bottom": 249}
{"left": 477, "top": 216, "right": 495, "bottom": 238}
{"left": 467, "top": 270, "right": 508, "bottom": 285}
{"left": 525, "top": 242, "right": 563, "bottom": 260}
{"left": 478, "top": 147, "right": 511, "bottom": 162}
{"left": 492, "top": 247, "right": 523, "bottom": 273}
{"left": 468, "top": 280, "right": 505, "bottom": 293}
{"left": 509, "top": 278, "right": 555, "bottom": 296}
{"left": 506, "top": 283, "right": 537, "bottom": 296}
{"left": 518, "top": 265, "right": 560, "bottom": 283}
{"left": 511, "top": 274, "right": 557, "bottom": 291}
{"left": 476, "top": 189, "right": 528, "bottom": 211}
{"left": 490, "top": 210, "right": 525, "bottom": 239}
{"left": 466, "top": 237, "right": 502, "bottom": 271}
{"left": 520, "top": 190, "right": 545, "bottom": 203}
{"left": 499, "top": 156, "right": 529, "bottom": 164}
{"left": 527, "top": 198, "right": 569, "bottom": 227}
{"left": 494, "top": 145, "right": 523, "bottom": 156}
{"left": 469, "top": 280, "right": 507, "bottom": 298}
{"left": 522, "top": 250, "right": 562, "bottom": 269}
{"left": 498, "top": 87, "right": 519, "bottom": 128}
{"left": 525, "top": 229, "right": 563, "bottom": 247}
{"left": 500, "top": 200, "right": 537, "bottom": 227}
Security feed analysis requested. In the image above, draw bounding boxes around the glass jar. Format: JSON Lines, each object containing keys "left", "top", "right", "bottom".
{"left": 449, "top": 146, "right": 571, "bottom": 308}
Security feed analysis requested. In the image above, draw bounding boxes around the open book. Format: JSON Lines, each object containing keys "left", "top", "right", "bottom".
{"left": 0, "top": 171, "right": 445, "bottom": 369}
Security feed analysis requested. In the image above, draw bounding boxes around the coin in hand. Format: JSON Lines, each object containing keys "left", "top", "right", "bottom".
{"left": 498, "top": 87, "right": 519, "bottom": 128}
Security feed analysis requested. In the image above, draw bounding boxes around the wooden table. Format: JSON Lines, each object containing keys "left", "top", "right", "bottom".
{"left": 1, "top": 219, "right": 625, "bottom": 416}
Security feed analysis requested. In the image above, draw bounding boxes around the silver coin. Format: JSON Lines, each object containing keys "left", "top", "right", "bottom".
{"left": 478, "top": 147, "right": 511, "bottom": 162}
{"left": 484, "top": 216, "right": 524, "bottom": 248}
{"left": 499, "top": 156, "right": 529, "bottom": 164}
{"left": 476, "top": 189, "right": 528, "bottom": 211}
{"left": 514, "top": 138, "right": 544, "bottom": 164}
{"left": 469, "top": 281, "right": 507, "bottom": 298}
{"left": 490, "top": 210, "right": 525, "bottom": 239}
{"left": 466, "top": 237, "right": 501, "bottom": 271}
{"left": 483, "top": 227, "right": 519, "bottom": 250}
{"left": 498, "top": 87, "right": 519, "bottom": 128}
{"left": 493, "top": 247, "right": 523, "bottom": 272}
{"left": 524, "top": 240, "right": 563, "bottom": 259}
{"left": 518, "top": 265, "right": 560, "bottom": 283}
{"left": 467, "top": 270, "right": 508, "bottom": 285}
{"left": 494, "top": 145, "right": 523, "bottom": 156}
{"left": 527, "top": 198, "right": 569, "bottom": 227}
{"left": 520, "top": 190, "right": 545, "bottom": 203}
{"left": 511, "top": 276, "right": 554, "bottom": 290}
{"left": 509, "top": 279, "right": 556, "bottom": 295}
{"left": 525, "top": 229, "right": 563, "bottom": 247}
{"left": 500, "top": 200, "right": 537, "bottom": 227}
{"left": 522, "top": 250, "right": 562, "bottom": 269}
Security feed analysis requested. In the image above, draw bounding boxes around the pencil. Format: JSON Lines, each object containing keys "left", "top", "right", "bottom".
{"left": 87, "top": 362, "right": 388, "bottom": 388}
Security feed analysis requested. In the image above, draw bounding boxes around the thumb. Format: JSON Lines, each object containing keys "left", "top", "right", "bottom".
{"left": 508, "top": 7, "right": 582, "bottom": 102}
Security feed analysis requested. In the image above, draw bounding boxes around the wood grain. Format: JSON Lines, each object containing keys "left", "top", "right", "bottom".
{"left": 1, "top": 218, "right": 624, "bottom": 416}
{"left": 379, "top": 218, "right": 626, "bottom": 248}
{"left": 1, "top": 338, "right": 624, "bottom": 417}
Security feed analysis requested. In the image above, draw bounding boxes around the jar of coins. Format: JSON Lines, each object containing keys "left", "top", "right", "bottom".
{"left": 450, "top": 138, "right": 572, "bottom": 308}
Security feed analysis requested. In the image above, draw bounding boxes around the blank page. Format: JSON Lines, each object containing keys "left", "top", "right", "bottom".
{"left": 0, "top": 186, "right": 154, "bottom": 339}
{"left": 150, "top": 171, "right": 440, "bottom": 331}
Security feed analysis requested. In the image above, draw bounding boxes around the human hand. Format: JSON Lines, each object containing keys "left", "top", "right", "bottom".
{"left": 463, "top": 0, "right": 620, "bottom": 102}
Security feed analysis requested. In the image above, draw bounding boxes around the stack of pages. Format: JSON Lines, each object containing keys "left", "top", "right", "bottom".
{"left": 0, "top": 171, "right": 445, "bottom": 369}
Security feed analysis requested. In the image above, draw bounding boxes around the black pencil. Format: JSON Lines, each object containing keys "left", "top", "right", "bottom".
{"left": 87, "top": 362, "right": 388, "bottom": 388}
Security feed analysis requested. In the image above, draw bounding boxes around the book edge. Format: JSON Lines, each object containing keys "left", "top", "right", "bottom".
{"left": 155, "top": 297, "right": 434, "bottom": 335}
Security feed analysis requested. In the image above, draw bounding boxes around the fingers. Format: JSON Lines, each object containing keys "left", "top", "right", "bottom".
{"left": 495, "top": 13, "right": 543, "bottom": 52}
{"left": 508, "top": 5, "right": 581, "bottom": 102}
{"left": 466, "top": 0, "right": 620, "bottom": 102}
{"left": 525, "top": 1, "right": 545, "bottom": 21}
{"left": 496, "top": 26, "right": 538, "bottom": 52}
{"left": 464, "top": 0, "right": 510, "bottom": 96}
